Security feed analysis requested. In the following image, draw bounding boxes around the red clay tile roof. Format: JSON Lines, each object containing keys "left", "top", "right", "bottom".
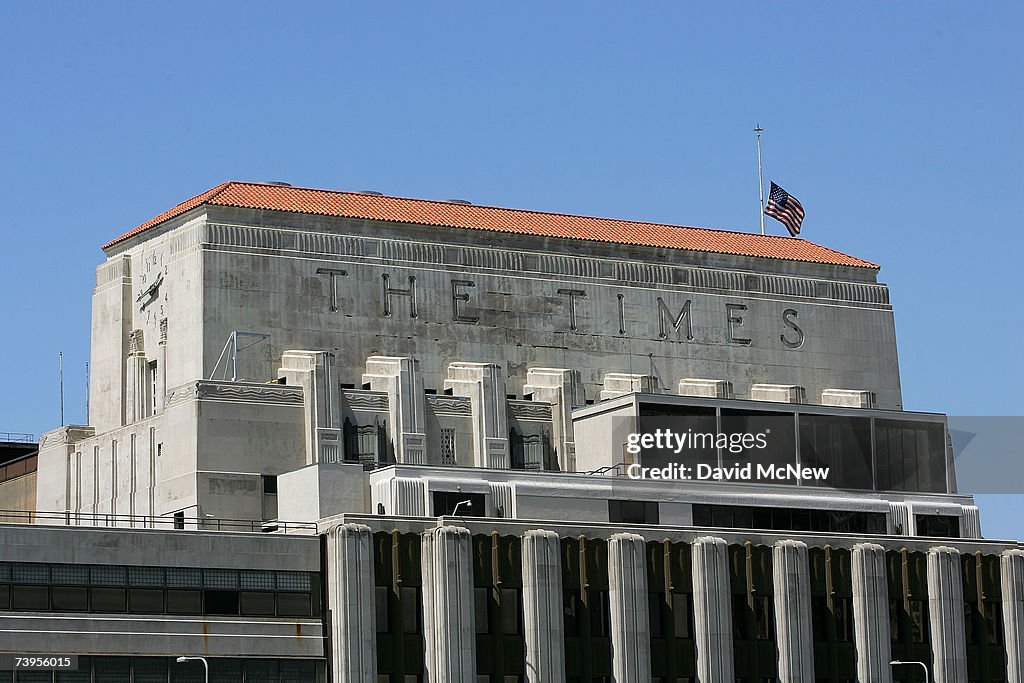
{"left": 104, "top": 181, "right": 878, "bottom": 269}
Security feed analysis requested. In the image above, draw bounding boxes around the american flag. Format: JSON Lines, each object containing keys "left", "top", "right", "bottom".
{"left": 764, "top": 181, "right": 805, "bottom": 237}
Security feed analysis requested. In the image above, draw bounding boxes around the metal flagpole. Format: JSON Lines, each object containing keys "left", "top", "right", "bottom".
{"left": 755, "top": 125, "right": 766, "bottom": 235}
{"left": 59, "top": 351, "right": 64, "bottom": 426}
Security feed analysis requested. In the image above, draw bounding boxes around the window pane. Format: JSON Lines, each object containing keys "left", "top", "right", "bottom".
{"left": 128, "top": 566, "right": 165, "bottom": 587}
{"left": 375, "top": 586, "right": 390, "bottom": 633}
{"left": 0, "top": 585, "right": 9, "bottom": 610}
{"left": 90, "top": 565, "right": 126, "bottom": 586}
{"left": 204, "top": 589, "right": 239, "bottom": 615}
{"left": 240, "top": 570, "right": 276, "bottom": 591}
{"left": 166, "top": 589, "right": 202, "bottom": 614}
{"left": 12, "top": 564, "right": 50, "bottom": 584}
{"left": 133, "top": 657, "right": 168, "bottom": 683}
{"left": 94, "top": 657, "right": 130, "bottom": 683}
{"left": 240, "top": 591, "right": 276, "bottom": 616}
{"left": 400, "top": 586, "right": 420, "bottom": 633}
{"left": 475, "top": 587, "right": 490, "bottom": 634}
{"left": 243, "top": 660, "right": 279, "bottom": 683}
{"left": 52, "top": 586, "right": 89, "bottom": 611}
{"left": 91, "top": 587, "right": 127, "bottom": 612}
{"left": 52, "top": 564, "right": 90, "bottom": 585}
{"left": 166, "top": 567, "right": 202, "bottom": 588}
{"left": 204, "top": 569, "right": 239, "bottom": 589}
{"left": 277, "top": 571, "right": 311, "bottom": 592}
{"left": 277, "top": 592, "right": 312, "bottom": 617}
{"left": 129, "top": 588, "right": 164, "bottom": 613}
{"left": 12, "top": 585, "right": 49, "bottom": 610}
{"left": 501, "top": 588, "right": 520, "bottom": 635}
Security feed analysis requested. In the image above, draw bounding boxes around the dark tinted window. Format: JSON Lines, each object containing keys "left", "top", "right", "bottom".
{"left": 12, "top": 585, "right": 49, "bottom": 610}
{"left": 91, "top": 587, "right": 126, "bottom": 612}
{"left": 51, "top": 586, "right": 89, "bottom": 611}
{"left": 166, "top": 589, "right": 202, "bottom": 614}
{"left": 240, "top": 591, "right": 276, "bottom": 616}
{"left": 128, "top": 588, "right": 164, "bottom": 613}
{"left": 277, "top": 592, "right": 312, "bottom": 617}
{"left": 204, "top": 589, "right": 240, "bottom": 615}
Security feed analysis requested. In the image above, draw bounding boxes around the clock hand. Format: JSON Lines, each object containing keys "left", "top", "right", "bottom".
{"left": 136, "top": 273, "right": 164, "bottom": 304}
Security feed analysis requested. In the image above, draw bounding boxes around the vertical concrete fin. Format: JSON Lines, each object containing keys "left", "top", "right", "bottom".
{"left": 327, "top": 523, "right": 377, "bottom": 682}
{"left": 421, "top": 525, "right": 476, "bottom": 682}
{"left": 362, "top": 356, "right": 427, "bottom": 464}
{"left": 444, "top": 362, "right": 510, "bottom": 469}
{"left": 280, "top": 350, "right": 342, "bottom": 464}
{"left": 852, "top": 543, "right": 892, "bottom": 683}
{"left": 521, "top": 529, "right": 566, "bottom": 682}
{"left": 927, "top": 546, "right": 968, "bottom": 683}
{"left": 960, "top": 505, "right": 982, "bottom": 539}
{"left": 772, "top": 540, "right": 814, "bottom": 682}
{"left": 1001, "top": 549, "right": 1024, "bottom": 682}
{"left": 691, "top": 536, "right": 735, "bottom": 682}
{"left": 524, "top": 367, "right": 583, "bottom": 472}
{"left": 608, "top": 532, "right": 652, "bottom": 683}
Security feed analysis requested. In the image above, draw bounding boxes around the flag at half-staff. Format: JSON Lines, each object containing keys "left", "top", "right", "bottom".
{"left": 764, "top": 181, "right": 805, "bottom": 237}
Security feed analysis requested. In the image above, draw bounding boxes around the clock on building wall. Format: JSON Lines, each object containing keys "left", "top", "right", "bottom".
{"left": 135, "top": 246, "right": 169, "bottom": 331}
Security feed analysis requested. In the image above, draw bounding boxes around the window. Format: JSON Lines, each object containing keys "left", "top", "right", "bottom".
{"left": 12, "top": 585, "right": 49, "bottom": 610}
{"left": 431, "top": 491, "right": 485, "bottom": 517}
{"left": 148, "top": 361, "right": 158, "bottom": 416}
{"left": 915, "top": 514, "right": 960, "bottom": 538}
{"left": 205, "top": 589, "right": 240, "bottom": 615}
{"left": 240, "top": 591, "right": 276, "bottom": 616}
{"left": 91, "top": 587, "right": 126, "bottom": 612}
{"left": 52, "top": 586, "right": 89, "bottom": 611}
{"left": 608, "top": 500, "right": 659, "bottom": 525}
{"left": 262, "top": 475, "right": 278, "bottom": 495}
{"left": 129, "top": 588, "right": 164, "bottom": 613}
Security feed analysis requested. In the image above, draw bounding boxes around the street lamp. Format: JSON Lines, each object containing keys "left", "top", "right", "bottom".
{"left": 451, "top": 499, "right": 472, "bottom": 516}
{"left": 176, "top": 656, "right": 208, "bottom": 683}
{"left": 890, "top": 660, "right": 930, "bottom": 682}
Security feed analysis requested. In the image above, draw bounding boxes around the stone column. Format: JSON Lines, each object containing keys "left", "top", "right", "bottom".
{"left": 773, "top": 540, "right": 814, "bottom": 682}
{"left": 524, "top": 368, "right": 584, "bottom": 472}
{"left": 851, "top": 543, "right": 892, "bottom": 683}
{"left": 156, "top": 318, "right": 168, "bottom": 414}
{"left": 691, "top": 536, "right": 734, "bottom": 683}
{"left": 959, "top": 505, "right": 982, "bottom": 539}
{"left": 608, "top": 533, "right": 651, "bottom": 683}
{"left": 927, "top": 546, "right": 968, "bottom": 683}
{"left": 421, "top": 525, "right": 476, "bottom": 682}
{"left": 444, "top": 362, "right": 509, "bottom": 469}
{"left": 362, "top": 356, "right": 427, "bottom": 464}
{"left": 326, "top": 523, "right": 377, "bottom": 682}
{"left": 521, "top": 530, "right": 565, "bottom": 682}
{"left": 280, "top": 350, "right": 342, "bottom": 464}
{"left": 125, "top": 329, "right": 149, "bottom": 424}
{"left": 1001, "top": 549, "right": 1024, "bottom": 682}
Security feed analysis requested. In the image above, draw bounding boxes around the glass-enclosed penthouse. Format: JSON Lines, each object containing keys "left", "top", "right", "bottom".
{"left": 572, "top": 392, "right": 953, "bottom": 495}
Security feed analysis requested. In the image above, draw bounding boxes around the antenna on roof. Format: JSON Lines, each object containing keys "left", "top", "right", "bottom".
{"left": 447, "top": 199, "right": 472, "bottom": 205}
{"left": 267, "top": 181, "right": 292, "bottom": 186}
{"left": 357, "top": 190, "right": 383, "bottom": 195}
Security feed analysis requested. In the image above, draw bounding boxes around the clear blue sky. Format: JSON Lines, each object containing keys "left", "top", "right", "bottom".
{"left": 1, "top": 3, "right": 1021, "bottom": 536}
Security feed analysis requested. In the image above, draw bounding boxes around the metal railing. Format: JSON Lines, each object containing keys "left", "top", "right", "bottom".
{"left": 0, "top": 432, "right": 34, "bottom": 443}
{"left": 0, "top": 509, "right": 318, "bottom": 534}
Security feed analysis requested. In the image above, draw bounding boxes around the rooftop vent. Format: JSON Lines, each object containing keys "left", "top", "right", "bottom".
{"left": 267, "top": 181, "right": 292, "bottom": 186}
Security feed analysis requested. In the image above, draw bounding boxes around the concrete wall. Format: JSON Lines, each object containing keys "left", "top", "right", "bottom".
{"left": 0, "top": 523, "right": 323, "bottom": 659}
{"left": 185, "top": 207, "right": 901, "bottom": 411}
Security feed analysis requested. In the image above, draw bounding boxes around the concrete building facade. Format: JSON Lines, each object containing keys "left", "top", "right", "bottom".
{"left": 2, "top": 181, "right": 1020, "bottom": 682}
